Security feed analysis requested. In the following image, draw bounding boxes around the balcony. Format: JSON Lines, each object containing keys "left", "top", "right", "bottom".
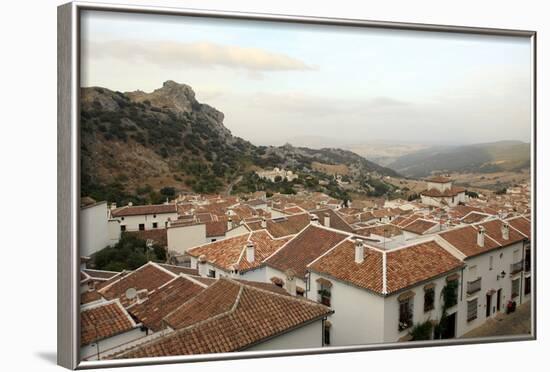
{"left": 524, "top": 256, "right": 531, "bottom": 272}
{"left": 466, "top": 277, "right": 482, "bottom": 295}
{"left": 510, "top": 260, "right": 524, "bottom": 275}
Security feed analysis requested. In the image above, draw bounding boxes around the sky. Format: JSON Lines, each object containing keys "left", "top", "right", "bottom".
{"left": 81, "top": 10, "right": 532, "bottom": 147}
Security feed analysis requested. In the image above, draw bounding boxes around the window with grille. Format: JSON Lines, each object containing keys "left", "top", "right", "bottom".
{"left": 511, "top": 278, "right": 520, "bottom": 298}
{"left": 524, "top": 277, "right": 531, "bottom": 295}
{"left": 467, "top": 298, "right": 478, "bottom": 321}
{"left": 398, "top": 298, "right": 413, "bottom": 331}
{"left": 424, "top": 287, "right": 435, "bottom": 312}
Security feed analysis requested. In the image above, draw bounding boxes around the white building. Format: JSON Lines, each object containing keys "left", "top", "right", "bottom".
{"left": 420, "top": 176, "right": 467, "bottom": 208}
{"left": 80, "top": 200, "right": 120, "bottom": 256}
{"left": 110, "top": 203, "right": 178, "bottom": 232}
{"left": 438, "top": 218, "right": 530, "bottom": 335}
{"left": 256, "top": 167, "right": 298, "bottom": 182}
{"left": 80, "top": 299, "right": 147, "bottom": 361}
{"left": 308, "top": 238, "right": 464, "bottom": 345}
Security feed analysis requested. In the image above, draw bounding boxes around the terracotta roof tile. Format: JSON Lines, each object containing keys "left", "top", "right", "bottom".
{"left": 401, "top": 219, "right": 438, "bottom": 235}
{"left": 117, "top": 279, "right": 331, "bottom": 357}
{"left": 158, "top": 264, "right": 198, "bottom": 276}
{"left": 187, "top": 230, "right": 291, "bottom": 272}
{"left": 421, "top": 186, "right": 465, "bottom": 198}
{"left": 128, "top": 276, "right": 205, "bottom": 331}
{"left": 309, "top": 240, "right": 384, "bottom": 293}
{"left": 507, "top": 216, "right": 531, "bottom": 239}
{"left": 98, "top": 263, "right": 176, "bottom": 307}
{"left": 385, "top": 241, "right": 463, "bottom": 294}
{"left": 81, "top": 300, "right": 136, "bottom": 346}
{"left": 266, "top": 224, "right": 348, "bottom": 278}
{"left": 111, "top": 204, "right": 177, "bottom": 217}
{"left": 439, "top": 225, "right": 500, "bottom": 258}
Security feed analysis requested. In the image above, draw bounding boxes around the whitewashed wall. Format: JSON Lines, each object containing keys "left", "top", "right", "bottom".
{"left": 167, "top": 224, "right": 207, "bottom": 255}
{"left": 247, "top": 319, "right": 324, "bottom": 351}
{"left": 80, "top": 202, "right": 113, "bottom": 256}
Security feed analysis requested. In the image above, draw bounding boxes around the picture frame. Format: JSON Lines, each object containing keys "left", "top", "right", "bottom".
{"left": 58, "top": 1, "right": 536, "bottom": 369}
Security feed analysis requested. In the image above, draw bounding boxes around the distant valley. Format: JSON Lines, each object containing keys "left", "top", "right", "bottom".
{"left": 386, "top": 141, "right": 530, "bottom": 178}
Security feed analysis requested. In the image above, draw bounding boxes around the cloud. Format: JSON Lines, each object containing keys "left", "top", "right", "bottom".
{"left": 84, "top": 40, "right": 314, "bottom": 72}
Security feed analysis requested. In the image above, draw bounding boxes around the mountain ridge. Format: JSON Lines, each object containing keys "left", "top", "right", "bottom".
{"left": 80, "top": 81, "right": 398, "bottom": 204}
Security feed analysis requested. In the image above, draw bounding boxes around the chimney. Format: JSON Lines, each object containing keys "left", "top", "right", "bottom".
{"left": 501, "top": 222, "right": 510, "bottom": 240}
{"left": 197, "top": 255, "right": 207, "bottom": 277}
{"left": 324, "top": 213, "right": 331, "bottom": 228}
{"left": 284, "top": 269, "right": 297, "bottom": 296}
{"left": 477, "top": 226, "right": 485, "bottom": 247}
{"left": 246, "top": 241, "right": 255, "bottom": 263}
{"left": 110, "top": 203, "right": 117, "bottom": 210}
{"left": 128, "top": 201, "right": 133, "bottom": 207}
{"left": 261, "top": 217, "right": 267, "bottom": 229}
{"left": 355, "top": 239, "right": 365, "bottom": 264}
{"left": 229, "top": 264, "right": 239, "bottom": 278}
{"left": 227, "top": 217, "right": 233, "bottom": 231}
{"left": 310, "top": 214, "right": 320, "bottom": 225}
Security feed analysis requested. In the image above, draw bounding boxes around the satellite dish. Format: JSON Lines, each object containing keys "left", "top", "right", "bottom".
{"left": 125, "top": 287, "right": 137, "bottom": 300}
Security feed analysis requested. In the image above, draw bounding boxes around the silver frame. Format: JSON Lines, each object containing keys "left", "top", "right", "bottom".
{"left": 57, "top": 1, "right": 537, "bottom": 369}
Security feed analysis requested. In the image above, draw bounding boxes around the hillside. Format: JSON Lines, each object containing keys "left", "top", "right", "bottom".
{"left": 80, "top": 81, "right": 398, "bottom": 204}
{"left": 387, "top": 141, "right": 530, "bottom": 177}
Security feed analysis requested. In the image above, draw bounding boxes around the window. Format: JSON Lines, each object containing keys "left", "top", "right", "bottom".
{"left": 398, "top": 297, "right": 414, "bottom": 331}
{"left": 120, "top": 225, "right": 126, "bottom": 232}
{"left": 121, "top": 217, "right": 125, "bottom": 221}
{"left": 324, "top": 321, "right": 331, "bottom": 346}
{"left": 318, "top": 284, "right": 332, "bottom": 307}
{"left": 152, "top": 222, "right": 158, "bottom": 229}
{"left": 524, "top": 276, "right": 531, "bottom": 295}
{"left": 489, "top": 255, "right": 494, "bottom": 270}
{"left": 511, "top": 278, "right": 520, "bottom": 298}
{"left": 211, "top": 239, "right": 217, "bottom": 242}
{"left": 444, "top": 276, "right": 459, "bottom": 307}
{"left": 424, "top": 286, "right": 435, "bottom": 312}
{"left": 153, "top": 214, "right": 157, "bottom": 218}
{"left": 467, "top": 298, "right": 478, "bottom": 322}
{"left": 139, "top": 223, "right": 145, "bottom": 231}
{"left": 208, "top": 269, "right": 216, "bottom": 278}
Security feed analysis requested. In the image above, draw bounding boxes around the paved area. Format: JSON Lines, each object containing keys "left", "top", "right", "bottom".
{"left": 461, "top": 301, "right": 531, "bottom": 338}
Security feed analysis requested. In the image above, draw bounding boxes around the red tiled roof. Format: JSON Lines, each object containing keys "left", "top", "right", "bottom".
{"left": 461, "top": 212, "right": 490, "bottom": 224}
{"left": 267, "top": 213, "right": 310, "bottom": 238}
{"left": 507, "top": 216, "right": 531, "bottom": 239}
{"left": 187, "top": 230, "right": 291, "bottom": 272}
{"left": 111, "top": 204, "right": 177, "bottom": 217}
{"left": 81, "top": 300, "right": 136, "bottom": 346}
{"left": 81, "top": 291, "right": 103, "bottom": 305}
{"left": 128, "top": 276, "right": 205, "bottom": 331}
{"left": 401, "top": 219, "right": 438, "bottom": 235}
{"left": 205, "top": 221, "right": 227, "bottom": 237}
{"left": 266, "top": 224, "right": 348, "bottom": 278}
{"left": 310, "top": 208, "right": 354, "bottom": 233}
{"left": 98, "top": 262, "right": 176, "bottom": 307}
{"left": 309, "top": 240, "right": 384, "bottom": 293}
{"left": 117, "top": 279, "right": 331, "bottom": 357}
{"left": 439, "top": 225, "right": 500, "bottom": 258}
{"left": 385, "top": 241, "right": 463, "bottom": 294}
{"left": 421, "top": 186, "right": 465, "bottom": 198}
{"left": 309, "top": 240, "right": 462, "bottom": 295}
{"left": 354, "top": 224, "right": 402, "bottom": 238}
{"left": 479, "top": 219, "right": 525, "bottom": 246}
{"left": 158, "top": 263, "right": 198, "bottom": 276}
